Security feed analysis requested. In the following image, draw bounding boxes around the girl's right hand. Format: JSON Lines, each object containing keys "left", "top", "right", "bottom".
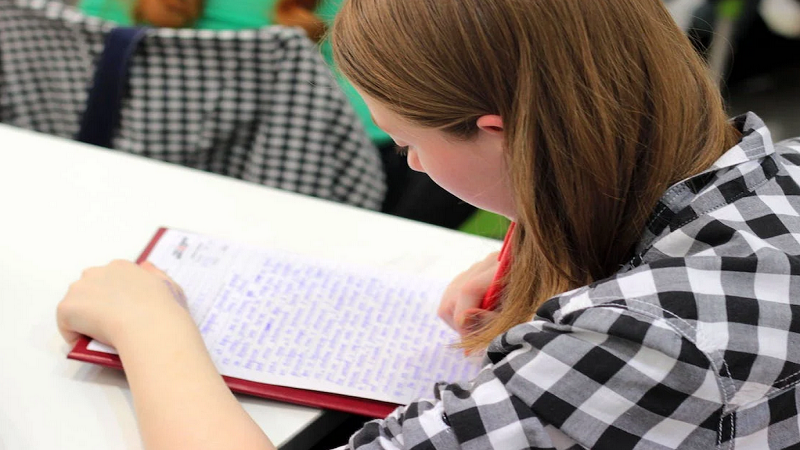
{"left": 438, "top": 252, "right": 500, "bottom": 336}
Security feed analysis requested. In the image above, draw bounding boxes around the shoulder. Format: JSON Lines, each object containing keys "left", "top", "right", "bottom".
{"left": 776, "top": 137, "right": 800, "bottom": 169}
{"left": 528, "top": 226, "right": 800, "bottom": 411}
{"left": 777, "top": 137, "right": 800, "bottom": 151}
{"left": 503, "top": 271, "right": 716, "bottom": 386}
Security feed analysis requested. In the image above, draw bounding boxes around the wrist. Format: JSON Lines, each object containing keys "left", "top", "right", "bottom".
{"left": 112, "top": 304, "right": 200, "bottom": 358}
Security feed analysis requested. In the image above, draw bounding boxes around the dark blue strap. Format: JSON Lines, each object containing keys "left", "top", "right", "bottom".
{"left": 77, "top": 27, "right": 149, "bottom": 148}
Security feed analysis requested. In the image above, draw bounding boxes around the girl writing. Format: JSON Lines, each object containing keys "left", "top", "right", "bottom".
{"left": 57, "top": 0, "right": 800, "bottom": 448}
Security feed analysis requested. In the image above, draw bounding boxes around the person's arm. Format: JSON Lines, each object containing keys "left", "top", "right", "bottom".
{"left": 338, "top": 307, "right": 724, "bottom": 449}
{"left": 116, "top": 313, "right": 276, "bottom": 450}
{"left": 57, "top": 261, "right": 276, "bottom": 450}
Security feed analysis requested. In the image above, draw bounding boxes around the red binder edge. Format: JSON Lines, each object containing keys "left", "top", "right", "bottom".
{"left": 67, "top": 227, "right": 398, "bottom": 419}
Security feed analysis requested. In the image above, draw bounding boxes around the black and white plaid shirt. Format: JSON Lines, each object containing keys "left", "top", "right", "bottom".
{"left": 0, "top": 0, "right": 385, "bottom": 210}
{"left": 342, "top": 113, "right": 800, "bottom": 449}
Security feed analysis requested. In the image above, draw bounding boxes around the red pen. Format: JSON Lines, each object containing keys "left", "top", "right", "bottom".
{"left": 480, "top": 222, "right": 516, "bottom": 311}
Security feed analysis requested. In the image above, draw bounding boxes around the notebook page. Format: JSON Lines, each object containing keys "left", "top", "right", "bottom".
{"left": 90, "top": 229, "right": 483, "bottom": 405}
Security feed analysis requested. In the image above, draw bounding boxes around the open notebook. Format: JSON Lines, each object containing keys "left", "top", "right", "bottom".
{"left": 69, "top": 228, "right": 484, "bottom": 418}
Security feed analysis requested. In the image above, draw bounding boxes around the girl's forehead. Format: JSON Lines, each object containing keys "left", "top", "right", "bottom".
{"left": 360, "top": 93, "right": 413, "bottom": 134}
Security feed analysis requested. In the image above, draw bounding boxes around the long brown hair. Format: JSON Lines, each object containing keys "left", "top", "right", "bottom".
{"left": 132, "top": 0, "right": 326, "bottom": 41}
{"left": 332, "top": 0, "right": 740, "bottom": 351}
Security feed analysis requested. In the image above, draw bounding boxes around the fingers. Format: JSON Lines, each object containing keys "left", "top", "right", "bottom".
{"left": 57, "top": 284, "right": 89, "bottom": 347}
{"left": 59, "top": 329, "right": 81, "bottom": 347}
{"left": 140, "top": 261, "right": 169, "bottom": 280}
{"left": 438, "top": 251, "right": 503, "bottom": 334}
{"left": 437, "top": 270, "right": 466, "bottom": 324}
{"left": 453, "top": 265, "right": 498, "bottom": 331}
{"left": 57, "top": 311, "right": 81, "bottom": 347}
{"left": 484, "top": 251, "right": 501, "bottom": 262}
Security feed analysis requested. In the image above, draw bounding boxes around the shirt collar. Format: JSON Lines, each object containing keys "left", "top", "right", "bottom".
{"left": 707, "top": 112, "right": 775, "bottom": 171}
{"left": 631, "top": 112, "right": 777, "bottom": 259}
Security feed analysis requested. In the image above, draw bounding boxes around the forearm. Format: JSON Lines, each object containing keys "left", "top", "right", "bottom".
{"left": 115, "top": 315, "right": 276, "bottom": 450}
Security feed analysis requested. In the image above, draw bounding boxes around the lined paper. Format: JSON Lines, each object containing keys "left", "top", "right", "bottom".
{"left": 89, "top": 229, "right": 482, "bottom": 405}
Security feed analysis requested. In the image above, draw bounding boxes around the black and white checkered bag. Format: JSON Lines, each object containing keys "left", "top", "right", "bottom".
{"left": 0, "top": 0, "right": 386, "bottom": 210}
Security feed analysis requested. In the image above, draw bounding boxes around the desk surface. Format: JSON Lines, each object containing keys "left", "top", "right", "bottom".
{"left": 0, "top": 125, "right": 501, "bottom": 449}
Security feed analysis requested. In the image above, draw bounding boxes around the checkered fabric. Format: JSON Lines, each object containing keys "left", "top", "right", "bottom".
{"left": 340, "top": 114, "right": 800, "bottom": 449}
{"left": 0, "top": 0, "right": 385, "bottom": 210}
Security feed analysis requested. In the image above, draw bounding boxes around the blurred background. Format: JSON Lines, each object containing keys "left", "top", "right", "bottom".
{"left": 666, "top": 0, "right": 800, "bottom": 142}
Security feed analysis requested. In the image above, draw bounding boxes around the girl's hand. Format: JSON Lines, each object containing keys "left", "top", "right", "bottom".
{"left": 438, "top": 252, "right": 500, "bottom": 336}
{"left": 57, "top": 260, "right": 190, "bottom": 348}
{"left": 59, "top": 262, "right": 277, "bottom": 450}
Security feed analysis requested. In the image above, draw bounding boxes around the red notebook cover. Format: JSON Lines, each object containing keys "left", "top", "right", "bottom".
{"left": 68, "top": 227, "right": 398, "bottom": 419}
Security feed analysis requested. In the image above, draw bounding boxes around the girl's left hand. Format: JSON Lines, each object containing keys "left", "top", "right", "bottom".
{"left": 57, "top": 260, "right": 190, "bottom": 349}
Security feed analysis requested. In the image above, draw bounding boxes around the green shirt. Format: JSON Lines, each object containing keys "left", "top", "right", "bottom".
{"left": 78, "top": 0, "right": 390, "bottom": 145}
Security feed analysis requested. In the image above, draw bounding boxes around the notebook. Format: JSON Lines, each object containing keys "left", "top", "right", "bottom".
{"left": 68, "top": 228, "right": 483, "bottom": 418}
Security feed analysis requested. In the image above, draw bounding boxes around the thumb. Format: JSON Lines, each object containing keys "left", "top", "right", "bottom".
{"left": 59, "top": 327, "right": 81, "bottom": 348}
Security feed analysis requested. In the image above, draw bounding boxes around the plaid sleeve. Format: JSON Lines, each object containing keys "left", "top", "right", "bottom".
{"left": 338, "top": 368, "right": 560, "bottom": 450}
{"left": 339, "top": 306, "right": 724, "bottom": 449}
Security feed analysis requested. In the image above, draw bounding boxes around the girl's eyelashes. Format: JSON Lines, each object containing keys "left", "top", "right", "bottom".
{"left": 395, "top": 145, "right": 410, "bottom": 156}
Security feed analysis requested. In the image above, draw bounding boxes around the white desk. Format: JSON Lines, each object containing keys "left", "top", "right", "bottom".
{"left": 0, "top": 125, "right": 501, "bottom": 449}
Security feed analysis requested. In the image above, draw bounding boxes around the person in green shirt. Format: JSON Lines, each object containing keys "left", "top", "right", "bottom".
{"left": 78, "top": 0, "right": 479, "bottom": 229}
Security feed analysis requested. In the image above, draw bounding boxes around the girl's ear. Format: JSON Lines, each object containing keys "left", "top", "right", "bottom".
{"left": 476, "top": 115, "right": 504, "bottom": 135}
